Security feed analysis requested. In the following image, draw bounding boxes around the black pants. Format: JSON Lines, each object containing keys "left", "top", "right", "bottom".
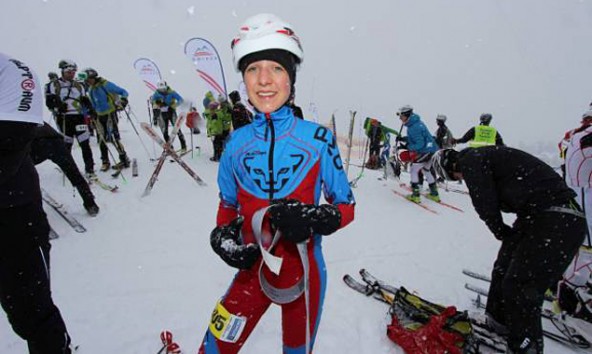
{"left": 31, "top": 137, "right": 95, "bottom": 206}
{"left": 486, "top": 208, "right": 586, "bottom": 351}
{"left": 55, "top": 114, "right": 94, "bottom": 174}
{"left": 0, "top": 201, "right": 71, "bottom": 353}
{"left": 95, "top": 112, "right": 127, "bottom": 164}
{"left": 158, "top": 110, "right": 186, "bottom": 150}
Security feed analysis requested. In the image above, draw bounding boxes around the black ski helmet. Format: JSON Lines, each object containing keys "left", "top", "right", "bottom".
{"left": 58, "top": 59, "right": 77, "bottom": 71}
{"left": 229, "top": 90, "right": 241, "bottom": 104}
{"left": 83, "top": 68, "right": 99, "bottom": 80}
{"left": 480, "top": 113, "right": 493, "bottom": 125}
{"left": 432, "top": 149, "right": 460, "bottom": 181}
{"left": 48, "top": 72, "right": 58, "bottom": 81}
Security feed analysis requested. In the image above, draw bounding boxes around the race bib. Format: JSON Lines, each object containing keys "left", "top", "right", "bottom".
{"left": 75, "top": 124, "right": 88, "bottom": 132}
{"left": 208, "top": 301, "right": 247, "bottom": 343}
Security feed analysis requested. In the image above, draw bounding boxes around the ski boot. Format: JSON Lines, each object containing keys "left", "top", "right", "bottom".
{"left": 405, "top": 183, "right": 421, "bottom": 203}
{"left": 426, "top": 183, "right": 441, "bottom": 203}
{"left": 83, "top": 200, "right": 100, "bottom": 217}
{"left": 112, "top": 155, "right": 131, "bottom": 170}
{"left": 100, "top": 162, "right": 110, "bottom": 172}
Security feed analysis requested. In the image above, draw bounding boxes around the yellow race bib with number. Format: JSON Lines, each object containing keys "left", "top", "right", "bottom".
{"left": 209, "top": 301, "right": 247, "bottom": 343}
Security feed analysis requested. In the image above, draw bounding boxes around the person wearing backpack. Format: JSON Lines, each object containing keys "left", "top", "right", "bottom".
{"left": 82, "top": 68, "right": 130, "bottom": 172}
{"left": 45, "top": 59, "right": 95, "bottom": 176}
{"left": 432, "top": 147, "right": 586, "bottom": 353}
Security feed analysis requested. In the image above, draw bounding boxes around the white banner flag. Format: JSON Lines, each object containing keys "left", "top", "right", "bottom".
{"left": 133, "top": 58, "right": 162, "bottom": 92}
{"left": 184, "top": 38, "right": 228, "bottom": 98}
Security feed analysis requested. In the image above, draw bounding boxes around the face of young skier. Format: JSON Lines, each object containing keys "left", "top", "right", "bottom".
{"left": 243, "top": 59, "right": 291, "bottom": 114}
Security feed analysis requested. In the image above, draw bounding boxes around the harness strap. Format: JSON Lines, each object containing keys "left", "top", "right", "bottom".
{"left": 251, "top": 207, "right": 311, "bottom": 353}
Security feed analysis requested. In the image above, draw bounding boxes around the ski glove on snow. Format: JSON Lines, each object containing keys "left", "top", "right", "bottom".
{"left": 210, "top": 217, "right": 260, "bottom": 269}
{"left": 268, "top": 199, "right": 342, "bottom": 244}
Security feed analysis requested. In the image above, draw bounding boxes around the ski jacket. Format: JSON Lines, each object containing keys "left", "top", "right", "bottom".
{"left": 216, "top": 105, "right": 355, "bottom": 278}
{"left": 435, "top": 124, "right": 454, "bottom": 149}
{"left": 565, "top": 125, "right": 592, "bottom": 188}
{"left": 403, "top": 114, "right": 438, "bottom": 154}
{"left": 87, "top": 78, "right": 128, "bottom": 116}
{"left": 48, "top": 78, "right": 86, "bottom": 115}
{"left": 204, "top": 109, "right": 224, "bottom": 136}
{"left": 457, "top": 146, "right": 576, "bottom": 240}
{"left": 457, "top": 125, "right": 504, "bottom": 147}
{"left": 151, "top": 89, "right": 183, "bottom": 111}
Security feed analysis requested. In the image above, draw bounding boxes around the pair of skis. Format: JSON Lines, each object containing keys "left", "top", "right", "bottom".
{"left": 88, "top": 175, "right": 118, "bottom": 192}
{"left": 140, "top": 114, "right": 206, "bottom": 197}
{"left": 463, "top": 269, "right": 590, "bottom": 349}
{"left": 392, "top": 186, "right": 463, "bottom": 215}
{"left": 343, "top": 269, "right": 503, "bottom": 352}
{"left": 41, "top": 188, "right": 86, "bottom": 234}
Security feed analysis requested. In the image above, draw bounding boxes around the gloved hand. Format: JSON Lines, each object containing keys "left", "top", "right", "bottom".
{"left": 210, "top": 217, "right": 260, "bottom": 269}
{"left": 58, "top": 101, "right": 68, "bottom": 113}
{"left": 120, "top": 97, "right": 128, "bottom": 108}
{"left": 268, "top": 199, "right": 342, "bottom": 244}
{"left": 493, "top": 224, "right": 514, "bottom": 241}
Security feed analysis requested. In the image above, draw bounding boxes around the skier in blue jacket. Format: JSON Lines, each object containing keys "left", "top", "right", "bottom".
{"left": 151, "top": 81, "right": 187, "bottom": 152}
{"left": 83, "top": 68, "right": 130, "bottom": 172}
{"left": 396, "top": 105, "right": 440, "bottom": 203}
{"left": 198, "top": 13, "right": 355, "bottom": 354}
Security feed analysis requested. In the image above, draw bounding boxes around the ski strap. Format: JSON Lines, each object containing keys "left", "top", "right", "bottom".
{"left": 251, "top": 207, "right": 306, "bottom": 305}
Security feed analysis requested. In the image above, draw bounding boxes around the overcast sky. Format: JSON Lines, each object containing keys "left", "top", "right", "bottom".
{"left": 3, "top": 0, "right": 592, "bottom": 147}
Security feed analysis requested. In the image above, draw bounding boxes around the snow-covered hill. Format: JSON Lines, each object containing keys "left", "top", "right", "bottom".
{"left": 0, "top": 121, "right": 582, "bottom": 353}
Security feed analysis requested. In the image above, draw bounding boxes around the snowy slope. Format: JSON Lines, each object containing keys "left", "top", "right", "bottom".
{"left": 0, "top": 122, "right": 584, "bottom": 353}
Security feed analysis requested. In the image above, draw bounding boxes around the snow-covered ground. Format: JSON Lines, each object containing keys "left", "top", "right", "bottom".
{"left": 0, "top": 122, "right": 583, "bottom": 353}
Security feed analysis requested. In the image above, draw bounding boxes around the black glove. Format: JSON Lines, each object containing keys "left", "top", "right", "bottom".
{"left": 58, "top": 101, "right": 68, "bottom": 113}
{"left": 80, "top": 96, "right": 93, "bottom": 111}
{"left": 493, "top": 224, "right": 514, "bottom": 241}
{"left": 210, "top": 217, "right": 260, "bottom": 269}
{"left": 268, "top": 199, "right": 342, "bottom": 244}
{"left": 120, "top": 97, "right": 128, "bottom": 108}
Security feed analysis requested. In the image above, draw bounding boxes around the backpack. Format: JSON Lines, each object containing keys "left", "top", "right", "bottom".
{"left": 386, "top": 286, "right": 475, "bottom": 354}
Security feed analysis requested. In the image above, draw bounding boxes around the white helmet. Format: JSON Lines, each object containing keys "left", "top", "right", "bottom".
{"left": 157, "top": 80, "right": 167, "bottom": 91}
{"left": 436, "top": 114, "right": 447, "bottom": 122}
{"left": 231, "top": 13, "right": 304, "bottom": 72}
{"left": 583, "top": 110, "right": 592, "bottom": 120}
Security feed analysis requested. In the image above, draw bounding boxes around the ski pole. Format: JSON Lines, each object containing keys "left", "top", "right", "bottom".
{"left": 122, "top": 106, "right": 153, "bottom": 161}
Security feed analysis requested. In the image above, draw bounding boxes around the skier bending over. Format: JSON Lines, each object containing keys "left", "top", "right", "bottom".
{"left": 432, "top": 146, "right": 586, "bottom": 354}
{"left": 198, "top": 13, "right": 355, "bottom": 354}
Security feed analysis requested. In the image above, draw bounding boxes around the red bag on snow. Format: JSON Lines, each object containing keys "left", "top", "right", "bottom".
{"left": 386, "top": 306, "right": 463, "bottom": 354}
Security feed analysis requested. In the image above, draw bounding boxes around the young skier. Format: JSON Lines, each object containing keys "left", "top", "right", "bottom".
{"left": 434, "top": 114, "right": 455, "bottom": 149}
{"left": 564, "top": 110, "right": 592, "bottom": 244}
{"left": 151, "top": 80, "right": 187, "bottom": 152}
{"left": 454, "top": 113, "right": 505, "bottom": 147}
{"left": 198, "top": 13, "right": 355, "bottom": 354}
{"left": 432, "top": 147, "right": 586, "bottom": 353}
{"left": 0, "top": 52, "right": 73, "bottom": 353}
{"left": 82, "top": 67, "right": 131, "bottom": 171}
{"left": 396, "top": 105, "right": 440, "bottom": 203}
{"left": 45, "top": 59, "right": 96, "bottom": 176}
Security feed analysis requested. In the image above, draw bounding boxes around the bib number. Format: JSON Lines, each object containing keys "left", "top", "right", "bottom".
{"left": 75, "top": 124, "right": 88, "bottom": 132}
{"left": 208, "top": 301, "right": 247, "bottom": 343}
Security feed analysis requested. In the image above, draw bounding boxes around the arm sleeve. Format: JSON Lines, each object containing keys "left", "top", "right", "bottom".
{"left": 216, "top": 141, "right": 239, "bottom": 226}
{"left": 461, "top": 152, "right": 508, "bottom": 239}
{"left": 106, "top": 82, "right": 128, "bottom": 98}
{"left": 320, "top": 129, "right": 355, "bottom": 229}
{"left": 455, "top": 128, "right": 475, "bottom": 144}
